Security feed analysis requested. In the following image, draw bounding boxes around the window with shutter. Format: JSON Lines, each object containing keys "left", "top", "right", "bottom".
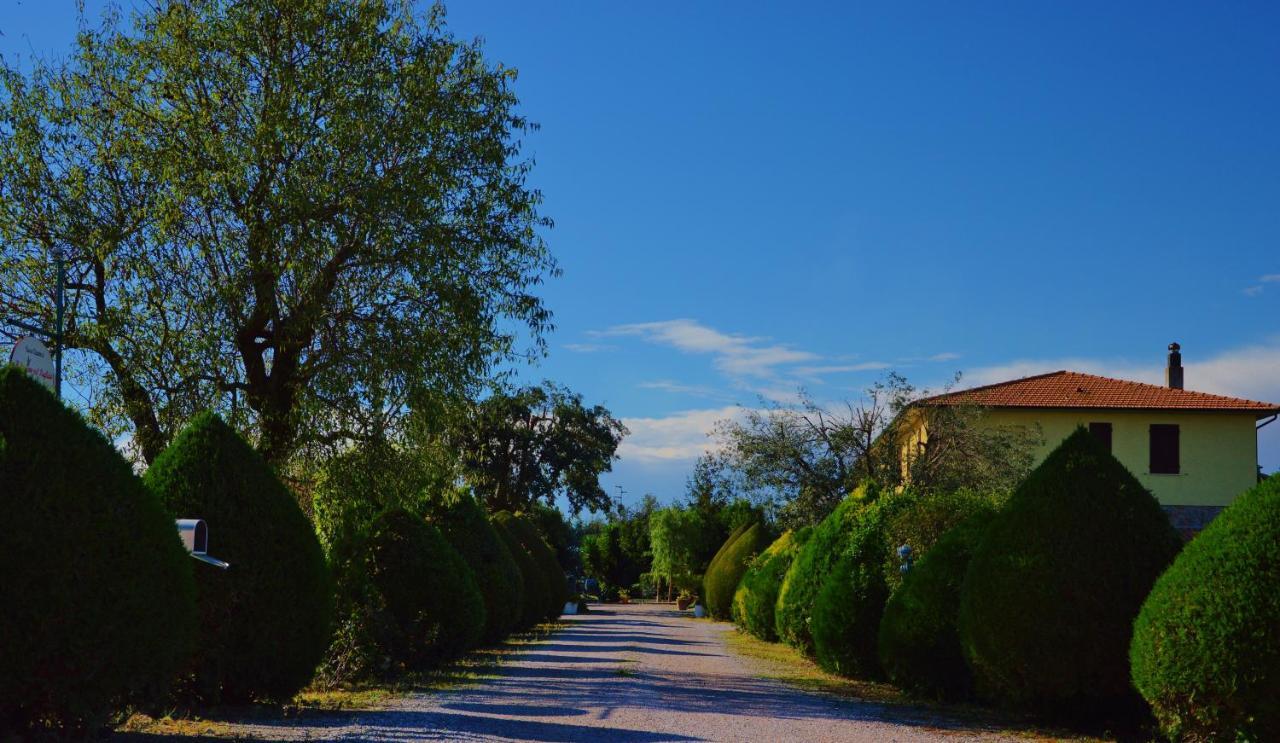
{"left": 1149, "top": 424, "right": 1180, "bottom": 474}
{"left": 1088, "top": 422, "right": 1112, "bottom": 453}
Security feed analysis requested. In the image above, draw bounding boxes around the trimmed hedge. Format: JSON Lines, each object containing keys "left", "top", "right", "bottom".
{"left": 811, "top": 491, "right": 918, "bottom": 677}
{"left": 506, "top": 512, "right": 569, "bottom": 619}
{"left": 424, "top": 490, "right": 523, "bottom": 645}
{"left": 346, "top": 509, "right": 485, "bottom": 673}
{"left": 732, "top": 527, "right": 812, "bottom": 641}
{"left": 775, "top": 482, "right": 877, "bottom": 654}
{"left": 145, "top": 412, "right": 331, "bottom": 704}
{"left": 958, "top": 428, "right": 1182, "bottom": 714}
{"left": 492, "top": 514, "right": 547, "bottom": 630}
{"left": 705, "top": 521, "right": 749, "bottom": 581}
{"left": 878, "top": 514, "right": 992, "bottom": 700}
{"left": 1130, "top": 475, "right": 1280, "bottom": 741}
{"left": 0, "top": 367, "right": 196, "bottom": 737}
{"left": 704, "top": 522, "right": 769, "bottom": 620}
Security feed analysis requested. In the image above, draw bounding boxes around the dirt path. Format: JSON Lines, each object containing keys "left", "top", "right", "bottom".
{"left": 143, "top": 603, "right": 1028, "bottom": 742}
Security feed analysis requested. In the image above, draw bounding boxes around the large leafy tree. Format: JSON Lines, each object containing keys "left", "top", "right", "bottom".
{"left": 0, "top": 0, "right": 556, "bottom": 464}
{"left": 450, "top": 381, "right": 627, "bottom": 514}
{"left": 714, "top": 374, "right": 1037, "bottom": 527}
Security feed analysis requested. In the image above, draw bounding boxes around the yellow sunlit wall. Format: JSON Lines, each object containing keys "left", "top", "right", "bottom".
{"left": 899, "top": 408, "right": 1260, "bottom": 506}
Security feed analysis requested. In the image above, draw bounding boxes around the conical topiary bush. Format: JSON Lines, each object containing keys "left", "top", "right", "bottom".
{"left": 424, "top": 490, "right": 523, "bottom": 644}
{"left": 878, "top": 514, "right": 992, "bottom": 700}
{"left": 705, "top": 522, "right": 769, "bottom": 620}
{"left": 492, "top": 514, "right": 546, "bottom": 630}
{"left": 144, "top": 412, "right": 331, "bottom": 704}
{"left": 0, "top": 368, "right": 196, "bottom": 737}
{"left": 958, "top": 428, "right": 1182, "bottom": 715}
{"left": 1130, "top": 475, "right": 1280, "bottom": 741}
{"left": 811, "top": 490, "right": 919, "bottom": 678}
{"left": 345, "top": 508, "right": 485, "bottom": 672}
{"left": 732, "top": 527, "right": 812, "bottom": 642}
{"left": 775, "top": 482, "right": 877, "bottom": 654}
{"left": 496, "top": 511, "right": 567, "bottom": 620}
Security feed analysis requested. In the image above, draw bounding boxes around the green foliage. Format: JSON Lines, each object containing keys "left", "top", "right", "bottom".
{"left": 312, "top": 439, "right": 439, "bottom": 560}
{"left": 451, "top": 383, "right": 627, "bottom": 514}
{"left": 1130, "top": 476, "right": 1280, "bottom": 741}
{"left": 0, "top": 0, "right": 558, "bottom": 464}
{"left": 423, "top": 490, "right": 523, "bottom": 645}
{"left": 811, "top": 491, "right": 919, "bottom": 678}
{"left": 705, "top": 523, "right": 770, "bottom": 619}
{"left": 525, "top": 502, "right": 576, "bottom": 571}
{"left": 0, "top": 368, "right": 196, "bottom": 737}
{"left": 332, "top": 509, "right": 484, "bottom": 679}
{"left": 582, "top": 497, "right": 658, "bottom": 599}
{"left": 650, "top": 507, "right": 710, "bottom": 596}
{"left": 775, "top": 483, "right": 877, "bottom": 654}
{"left": 732, "top": 527, "right": 812, "bottom": 641}
{"left": 880, "top": 489, "right": 1002, "bottom": 595}
{"left": 878, "top": 514, "right": 992, "bottom": 700}
{"left": 144, "top": 413, "right": 332, "bottom": 704}
{"left": 581, "top": 522, "right": 644, "bottom": 599}
{"left": 496, "top": 511, "right": 567, "bottom": 620}
{"left": 491, "top": 515, "right": 546, "bottom": 630}
{"left": 958, "top": 428, "right": 1182, "bottom": 714}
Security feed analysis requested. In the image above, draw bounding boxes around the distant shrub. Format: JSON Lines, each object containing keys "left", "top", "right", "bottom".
{"left": 959, "top": 428, "right": 1181, "bottom": 714}
{"left": 775, "top": 482, "right": 877, "bottom": 654}
{"left": 1131, "top": 476, "right": 1280, "bottom": 741}
{"left": 0, "top": 368, "right": 196, "bottom": 737}
{"left": 492, "top": 514, "right": 546, "bottom": 630}
{"left": 145, "top": 413, "right": 332, "bottom": 704}
{"left": 704, "top": 522, "right": 769, "bottom": 620}
{"left": 335, "top": 509, "right": 484, "bottom": 677}
{"left": 732, "top": 528, "right": 812, "bottom": 642}
{"left": 424, "top": 490, "right": 523, "bottom": 644}
{"left": 811, "top": 491, "right": 919, "bottom": 677}
{"left": 878, "top": 514, "right": 992, "bottom": 700}
{"left": 502, "top": 512, "right": 568, "bottom": 620}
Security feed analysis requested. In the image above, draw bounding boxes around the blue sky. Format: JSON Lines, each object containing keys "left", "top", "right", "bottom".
{"left": 4, "top": 2, "right": 1278, "bottom": 506}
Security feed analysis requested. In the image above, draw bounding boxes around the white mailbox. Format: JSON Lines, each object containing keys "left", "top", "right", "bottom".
{"left": 175, "top": 519, "right": 230, "bottom": 569}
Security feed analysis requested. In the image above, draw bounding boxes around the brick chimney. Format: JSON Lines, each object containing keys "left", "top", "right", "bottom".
{"left": 1166, "top": 342, "right": 1183, "bottom": 390}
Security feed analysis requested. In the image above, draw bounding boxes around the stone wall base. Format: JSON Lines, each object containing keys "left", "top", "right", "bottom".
{"left": 1163, "top": 505, "right": 1225, "bottom": 541}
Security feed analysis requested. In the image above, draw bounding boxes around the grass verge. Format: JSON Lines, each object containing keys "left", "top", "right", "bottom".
{"left": 723, "top": 628, "right": 1110, "bottom": 743}
{"left": 117, "top": 622, "right": 563, "bottom": 738}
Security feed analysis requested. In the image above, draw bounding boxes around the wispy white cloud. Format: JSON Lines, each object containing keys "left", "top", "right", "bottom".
{"left": 795, "top": 362, "right": 892, "bottom": 375}
{"left": 928, "top": 352, "right": 961, "bottom": 362}
{"left": 617, "top": 406, "right": 745, "bottom": 462}
{"left": 596, "top": 319, "right": 818, "bottom": 378}
{"left": 1242, "top": 274, "right": 1280, "bottom": 296}
{"left": 563, "top": 342, "right": 617, "bottom": 353}
{"left": 638, "top": 380, "right": 734, "bottom": 400}
{"left": 962, "top": 343, "right": 1280, "bottom": 404}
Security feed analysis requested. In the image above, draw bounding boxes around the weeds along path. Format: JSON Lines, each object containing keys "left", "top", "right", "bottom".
{"left": 124, "top": 603, "right": 1034, "bottom": 742}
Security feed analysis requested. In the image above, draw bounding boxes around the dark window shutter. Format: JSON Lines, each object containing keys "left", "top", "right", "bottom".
{"left": 1088, "top": 422, "right": 1113, "bottom": 453}
{"left": 1149, "top": 424, "right": 1180, "bottom": 474}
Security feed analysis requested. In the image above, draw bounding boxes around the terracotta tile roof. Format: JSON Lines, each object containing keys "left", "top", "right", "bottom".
{"left": 915, "top": 370, "right": 1280, "bottom": 414}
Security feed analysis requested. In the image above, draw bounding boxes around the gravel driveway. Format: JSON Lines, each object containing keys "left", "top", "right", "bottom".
{"left": 141, "top": 603, "right": 1030, "bottom": 742}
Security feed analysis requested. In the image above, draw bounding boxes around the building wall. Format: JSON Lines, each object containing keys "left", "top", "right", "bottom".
{"left": 900, "top": 408, "right": 1260, "bottom": 507}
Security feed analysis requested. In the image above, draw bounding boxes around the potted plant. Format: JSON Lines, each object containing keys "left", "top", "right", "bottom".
{"left": 617, "top": 588, "right": 631, "bottom": 604}
{"left": 676, "top": 590, "right": 695, "bottom": 611}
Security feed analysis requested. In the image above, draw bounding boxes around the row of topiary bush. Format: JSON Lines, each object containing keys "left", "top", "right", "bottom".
{"left": 0, "top": 367, "right": 569, "bottom": 738}
{"left": 728, "top": 426, "right": 1280, "bottom": 740}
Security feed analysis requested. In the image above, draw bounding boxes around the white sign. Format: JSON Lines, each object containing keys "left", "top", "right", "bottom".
{"left": 9, "top": 336, "right": 55, "bottom": 391}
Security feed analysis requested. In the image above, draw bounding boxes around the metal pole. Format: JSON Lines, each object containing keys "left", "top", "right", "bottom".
{"left": 53, "top": 247, "right": 64, "bottom": 399}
